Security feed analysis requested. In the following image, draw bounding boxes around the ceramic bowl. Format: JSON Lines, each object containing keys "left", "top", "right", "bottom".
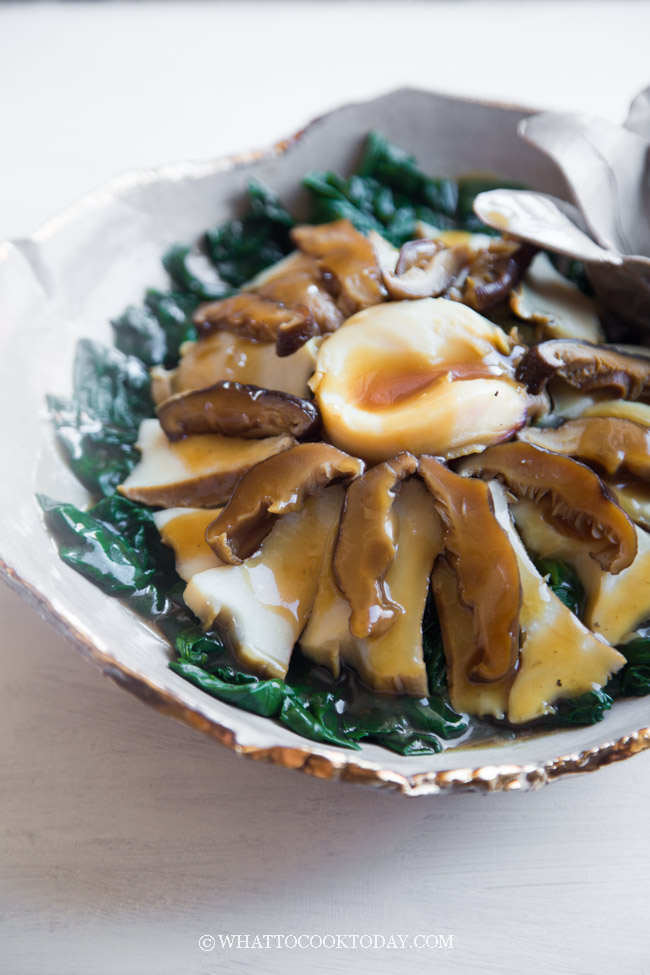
{"left": 2, "top": 88, "right": 648, "bottom": 795}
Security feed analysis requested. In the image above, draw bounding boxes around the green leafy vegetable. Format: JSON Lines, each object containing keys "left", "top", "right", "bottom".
{"left": 111, "top": 305, "right": 167, "bottom": 368}
{"left": 112, "top": 290, "right": 198, "bottom": 369}
{"left": 303, "top": 131, "right": 524, "bottom": 246}
{"left": 162, "top": 245, "right": 232, "bottom": 301}
{"left": 422, "top": 592, "right": 447, "bottom": 691}
{"left": 279, "top": 688, "right": 360, "bottom": 749}
{"left": 542, "top": 688, "right": 613, "bottom": 726}
{"left": 171, "top": 660, "right": 287, "bottom": 717}
{"left": 608, "top": 637, "right": 650, "bottom": 697}
{"left": 48, "top": 340, "right": 153, "bottom": 497}
{"left": 39, "top": 494, "right": 184, "bottom": 619}
{"left": 358, "top": 130, "right": 459, "bottom": 221}
{"left": 535, "top": 558, "right": 585, "bottom": 618}
{"left": 205, "top": 179, "right": 295, "bottom": 288}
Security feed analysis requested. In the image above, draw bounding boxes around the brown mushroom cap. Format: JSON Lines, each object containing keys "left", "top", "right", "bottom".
{"left": 458, "top": 441, "right": 637, "bottom": 575}
{"left": 371, "top": 233, "right": 473, "bottom": 300}
{"left": 206, "top": 442, "right": 365, "bottom": 564}
{"left": 518, "top": 417, "right": 650, "bottom": 481}
{"left": 254, "top": 252, "right": 344, "bottom": 335}
{"left": 332, "top": 452, "right": 419, "bottom": 640}
{"left": 192, "top": 293, "right": 319, "bottom": 358}
{"left": 291, "top": 219, "right": 385, "bottom": 317}
{"left": 156, "top": 381, "right": 320, "bottom": 442}
{"left": 418, "top": 455, "right": 522, "bottom": 683}
{"left": 460, "top": 241, "right": 536, "bottom": 312}
{"left": 515, "top": 340, "right": 650, "bottom": 398}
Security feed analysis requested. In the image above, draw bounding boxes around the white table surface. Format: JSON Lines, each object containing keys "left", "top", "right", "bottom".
{"left": 2, "top": 3, "right": 650, "bottom": 974}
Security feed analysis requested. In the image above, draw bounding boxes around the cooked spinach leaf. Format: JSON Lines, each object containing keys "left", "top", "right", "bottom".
{"left": 422, "top": 591, "right": 447, "bottom": 692}
{"left": 171, "top": 660, "right": 287, "bottom": 717}
{"left": 48, "top": 340, "right": 152, "bottom": 497}
{"left": 205, "top": 179, "right": 295, "bottom": 288}
{"left": 167, "top": 626, "right": 467, "bottom": 753}
{"left": 112, "top": 290, "right": 198, "bottom": 369}
{"left": 39, "top": 494, "right": 183, "bottom": 619}
{"left": 608, "top": 637, "right": 650, "bottom": 697}
{"left": 541, "top": 688, "right": 613, "bottom": 726}
{"left": 359, "top": 130, "right": 459, "bottom": 220}
{"left": 535, "top": 558, "right": 585, "bottom": 618}
{"left": 162, "top": 245, "right": 232, "bottom": 301}
{"left": 304, "top": 131, "right": 524, "bottom": 246}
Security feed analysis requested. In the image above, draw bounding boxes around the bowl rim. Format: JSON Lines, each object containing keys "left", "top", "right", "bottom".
{"left": 3, "top": 85, "right": 650, "bottom": 796}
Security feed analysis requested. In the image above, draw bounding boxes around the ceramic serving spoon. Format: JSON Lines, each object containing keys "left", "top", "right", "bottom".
{"left": 473, "top": 96, "right": 650, "bottom": 331}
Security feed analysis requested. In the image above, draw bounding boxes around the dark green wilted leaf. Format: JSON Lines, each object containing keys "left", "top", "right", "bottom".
{"left": 541, "top": 688, "right": 613, "bottom": 726}
{"left": 48, "top": 340, "right": 152, "bottom": 497}
{"left": 144, "top": 289, "right": 198, "bottom": 365}
{"left": 39, "top": 496, "right": 155, "bottom": 597}
{"left": 608, "top": 637, "right": 650, "bottom": 697}
{"left": 163, "top": 244, "right": 232, "bottom": 300}
{"left": 279, "top": 689, "right": 361, "bottom": 750}
{"left": 39, "top": 494, "right": 180, "bottom": 619}
{"left": 358, "top": 130, "right": 458, "bottom": 219}
{"left": 535, "top": 558, "right": 585, "bottom": 618}
{"left": 111, "top": 305, "right": 168, "bottom": 368}
{"left": 422, "top": 592, "right": 447, "bottom": 692}
{"left": 170, "top": 660, "right": 286, "bottom": 717}
{"left": 205, "top": 179, "right": 295, "bottom": 288}
{"left": 111, "top": 291, "right": 199, "bottom": 369}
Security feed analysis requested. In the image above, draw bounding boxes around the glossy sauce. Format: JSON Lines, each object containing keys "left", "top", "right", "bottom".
{"left": 171, "top": 430, "right": 292, "bottom": 475}
{"left": 163, "top": 509, "right": 221, "bottom": 558}
{"left": 347, "top": 347, "right": 502, "bottom": 412}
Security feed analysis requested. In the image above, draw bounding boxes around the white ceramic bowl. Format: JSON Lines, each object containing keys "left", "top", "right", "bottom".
{"left": 2, "top": 88, "right": 648, "bottom": 795}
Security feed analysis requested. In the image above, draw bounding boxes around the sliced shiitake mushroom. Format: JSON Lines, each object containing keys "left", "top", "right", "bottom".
{"left": 518, "top": 417, "right": 650, "bottom": 481}
{"left": 254, "top": 251, "right": 344, "bottom": 335}
{"left": 431, "top": 558, "right": 513, "bottom": 719}
{"left": 461, "top": 241, "right": 536, "bottom": 312}
{"left": 515, "top": 340, "right": 650, "bottom": 398}
{"left": 458, "top": 441, "right": 637, "bottom": 574}
{"left": 292, "top": 219, "right": 385, "bottom": 317}
{"left": 332, "top": 452, "right": 419, "bottom": 639}
{"left": 508, "top": 495, "right": 650, "bottom": 646}
{"left": 419, "top": 455, "right": 522, "bottom": 684}
{"left": 369, "top": 232, "right": 472, "bottom": 300}
{"left": 206, "top": 442, "right": 364, "bottom": 564}
{"left": 156, "top": 381, "right": 320, "bottom": 442}
{"left": 192, "top": 293, "right": 319, "bottom": 358}
{"left": 337, "top": 478, "right": 443, "bottom": 697}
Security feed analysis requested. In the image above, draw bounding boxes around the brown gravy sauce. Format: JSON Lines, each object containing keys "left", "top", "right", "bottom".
{"left": 352, "top": 357, "right": 499, "bottom": 411}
